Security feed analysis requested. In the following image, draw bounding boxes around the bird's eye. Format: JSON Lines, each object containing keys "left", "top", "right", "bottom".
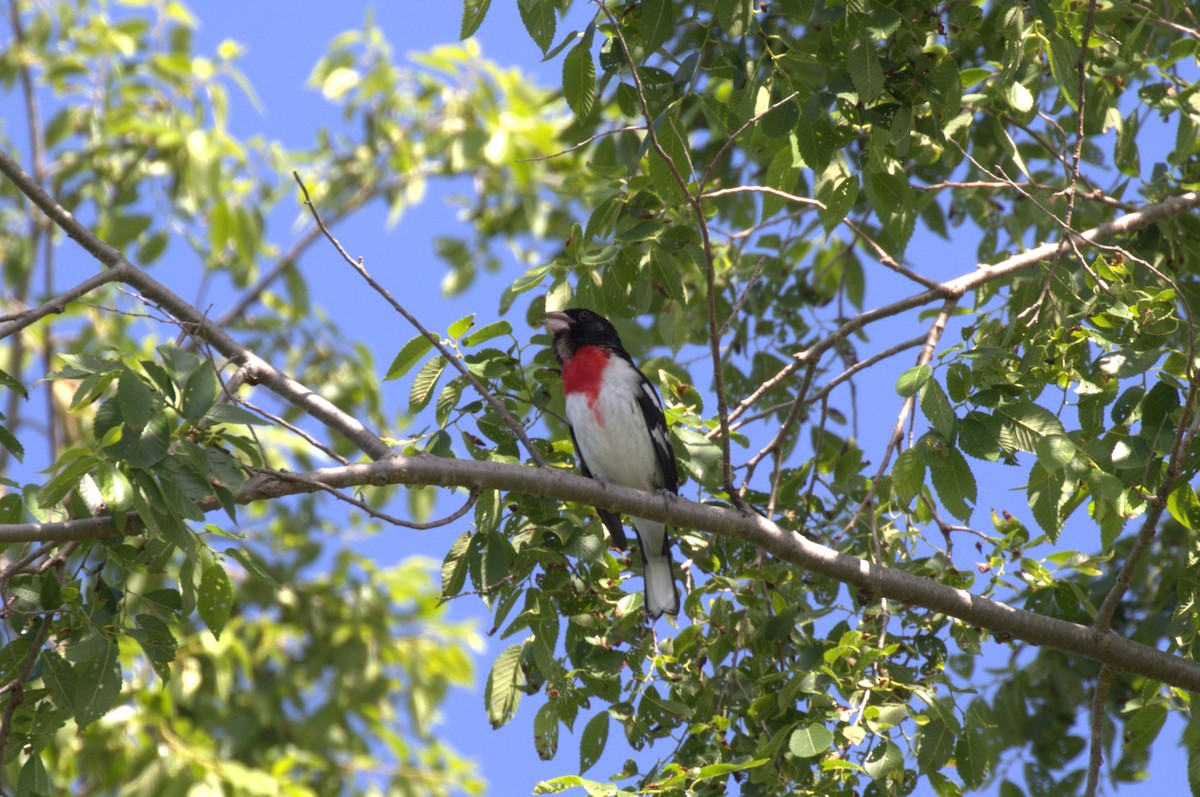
{"left": 578, "top": 310, "right": 592, "bottom": 321}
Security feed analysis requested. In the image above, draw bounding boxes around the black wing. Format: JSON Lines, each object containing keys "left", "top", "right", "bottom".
{"left": 568, "top": 422, "right": 629, "bottom": 550}
{"left": 631, "top": 366, "right": 679, "bottom": 497}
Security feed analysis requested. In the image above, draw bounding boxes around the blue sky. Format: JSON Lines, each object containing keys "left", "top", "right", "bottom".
{"left": 2, "top": 1, "right": 1192, "bottom": 794}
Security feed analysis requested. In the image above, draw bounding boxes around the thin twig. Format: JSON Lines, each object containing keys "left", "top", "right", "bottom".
{"left": 256, "top": 467, "right": 478, "bottom": 530}
{"left": 1083, "top": 665, "right": 1116, "bottom": 797}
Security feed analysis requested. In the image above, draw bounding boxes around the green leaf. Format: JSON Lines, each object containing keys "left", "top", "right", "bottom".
{"left": 896, "top": 365, "right": 931, "bottom": 397}
{"left": 1124, "top": 703, "right": 1167, "bottom": 755}
{"left": 1027, "top": 462, "right": 1067, "bottom": 541}
{"left": 385, "top": 333, "right": 436, "bottom": 381}
{"left": 0, "top": 424, "right": 24, "bottom": 463}
{"left": 648, "top": 116, "right": 690, "bottom": 205}
{"left": 995, "top": 402, "right": 1066, "bottom": 453}
{"left": 93, "top": 462, "right": 134, "bottom": 512}
{"left": 410, "top": 356, "right": 447, "bottom": 414}
{"left": 955, "top": 725, "right": 991, "bottom": 789}
{"left": 788, "top": 723, "right": 833, "bottom": 758}
{"left": 847, "top": 36, "right": 885, "bottom": 103}
{"left": 74, "top": 637, "right": 122, "bottom": 727}
{"left": 864, "top": 740, "right": 903, "bottom": 779}
{"left": 132, "top": 613, "right": 178, "bottom": 681}
{"left": 226, "top": 547, "right": 279, "bottom": 589}
{"left": 117, "top": 370, "right": 155, "bottom": 430}
{"left": 198, "top": 563, "right": 233, "bottom": 639}
{"left": 534, "top": 701, "right": 559, "bottom": 761}
{"left": 448, "top": 313, "right": 476, "bottom": 340}
{"left": 122, "top": 414, "right": 172, "bottom": 469}
{"left": 640, "top": 0, "right": 674, "bottom": 54}
{"left": 562, "top": 41, "right": 596, "bottom": 120}
{"left": 1046, "top": 32, "right": 1079, "bottom": 111}
{"left": 1033, "top": 434, "right": 1077, "bottom": 471}
{"left": 517, "top": 0, "right": 556, "bottom": 54}
{"left": 461, "top": 0, "right": 491, "bottom": 39}
{"left": 579, "top": 710, "right": 609, "bottom": 774}
{"left": 0, "top": 367, "right": 27, "bottom": 398}
{"left": 1168, "top": 484, "right": 1200, "bottom": 531}
{"left": 463, "top": 320, "right": 512, "bottom": 347}
{"left": 16, "top": 751, "right": 50, "bottom": 797}
{"left": 892, "top": 446, "right": 926, "bottom": 505}
{"left": 485, "top": 643, "right": 524, "bottom": 729}
{"left": 38, "top": 450, "right": 99, "bottom": 509}
{"left": 919, "top": 380, "right": 956, "bottom": 438}
{"left": 181, "top": 364, "right": 219, "bottom": 423}
{"left": 918, "top": 717, "right": 956, "bottom": 773}
{"left": 817, "top": 174, "right": 859, "bottom": 237}
{"left": 929, "top": 444, "right": 976, "bottom": 522}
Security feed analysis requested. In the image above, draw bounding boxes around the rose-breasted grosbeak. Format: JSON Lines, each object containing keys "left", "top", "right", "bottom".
{"left": 544, "top": 308, "right": 681, "bottom": 619}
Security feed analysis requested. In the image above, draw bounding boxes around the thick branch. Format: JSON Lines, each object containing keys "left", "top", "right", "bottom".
{"left": 3, "top": 453, "right": 1200, "bottom": 692}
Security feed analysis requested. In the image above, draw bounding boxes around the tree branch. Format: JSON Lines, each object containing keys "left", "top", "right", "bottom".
{"left": 2, "top": 452, "right": 1199, "bottom": 690}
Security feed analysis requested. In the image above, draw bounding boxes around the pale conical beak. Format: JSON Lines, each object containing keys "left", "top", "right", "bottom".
{"left": 543, "top": 311, "right": 570, "bottom": 334}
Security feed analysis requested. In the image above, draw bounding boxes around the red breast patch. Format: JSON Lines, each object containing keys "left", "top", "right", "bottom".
{"left": 561, "top": 346, "right": 609, "bottom": 405}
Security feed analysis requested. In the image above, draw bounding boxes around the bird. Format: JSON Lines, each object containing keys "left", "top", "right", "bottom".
{"left": 544, "top": 308, "right": 681, "bottom": 619}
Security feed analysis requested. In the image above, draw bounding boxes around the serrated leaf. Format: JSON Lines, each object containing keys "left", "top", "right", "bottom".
{"left": 929, "top": 445, "right": 976, "bottom": 522}
{"left": 38, "top": 450, "right": 99, "bottom": 509}
{"left": 1046, "top": 32, "right": 1079, "bottom": 111}
{"left": 518, "top": 0, "right": 556, "bottom": 53}
{"left": 442, "top": 531, "right": 472, "bottom": 598}
{"left": 1034, "top": 434, "right": 1077, "bottom": 471}
{"left": 461, "top": 0, "right": 491, "bottom": 39}
{"left": 579, "top": 710, "right": 610, "bottom": 774}
{"left": 818, "top": 175, "right": 858, "bottom": 236}
{"left": 955, "top": 726, "right": 990, "bottom": 789}
{"left": 93, "top": 463, "right": 134, "bottom": 512}
{"left": 641, "top": 0, "right": 674, "bottom": 54}
{"left": 919, "top": 380, "right": 956, "bottom": 438}
{"left": 463, "top": 320, "right": 512, "bottom": 347}
{"left": 448, "top": 313, "right": 476, "bottom": 340}
{"left": 74, "top": 637, "right": 122, "bottom": 727}
{"left": 1124, "top": 703, "right": 1167, "bottom": 754}
{"left": 0, "top": 424, "right": 24, "bottom": 463}
{"left": 892, "top": 446, "right": 926, "bottom": 505}
{"left": 181, "top": 364, "right": 218, "bottom": 423}
{"left": 198, "top": 563, "right": 233, "bottom": 639}
{"left": 16, "top": 751, "right": 50, "bottom": 797}
{"left": 1006, "top": 81, "right": 1033, "bottom": 114}
{"left": 227, "top": 547, "right": 279, "bottom": 589}
{"left": 132, "top": 613, "right": 178, "bottom": 681}
{"left": 1168, "top": 484, "right": 1200, "bottom": 531}
{"left": 117, "top": 370, "right": 154, "bottom": 430}
{"left": 995, "top": 402, "right": 1066, "bottom": 453}
{"left": 385, "top": 333, "right": 436, "bottom": 381}
{"left": 534, "top": 701, "right": 559, "bottom": 761}
{"left": 896, "top": 365, "right": 931, "bottom": 397}
{"left": 485, "top": 643, "right": 524, "bottom": 729}
{"left": 847, "top": 36, "right": 884, "bottom": 103}
{"left": 788, "top": 723, "right": 833, "bottom": 758}
{"left": 562, "top": 41, "right": 596, "bottom": 119}
{"left": 648, "top": 116, "right": 690, "bottom": 205}
{"left": 918, "top": 718, "right": 956, "bottom": 773}
{"left": 409, "top": 356, "right": 447, "bottom": 414}
{"left": 1027, "top": 461, "right": 1067, "bottom": 541}
{"left": 122, "top": 414, "right": 172, "bottom": 469}
{"left": 0, "top": 367, "right": 27, "bottom": 398}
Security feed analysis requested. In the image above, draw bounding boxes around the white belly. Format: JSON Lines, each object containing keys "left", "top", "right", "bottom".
{"left": 565, "top": 365, "right": 663, "bottom": 492}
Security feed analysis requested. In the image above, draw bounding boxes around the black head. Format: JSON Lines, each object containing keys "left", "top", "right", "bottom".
{"left": 544, "top": 308, "right": 625, "bottom": 362}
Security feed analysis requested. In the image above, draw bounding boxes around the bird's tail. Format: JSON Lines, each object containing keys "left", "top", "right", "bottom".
{"left": 633, "top": 519, "right": 680, "bottom": 619}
